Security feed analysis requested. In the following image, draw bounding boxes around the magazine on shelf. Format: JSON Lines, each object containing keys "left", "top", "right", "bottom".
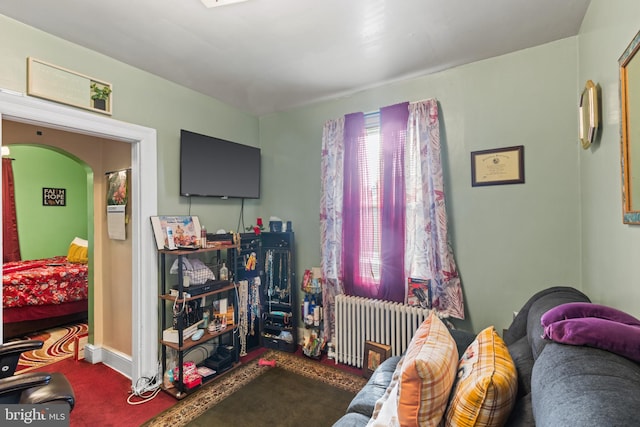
{"left": 150, "top": 215, "right": 201, "bottom": 250}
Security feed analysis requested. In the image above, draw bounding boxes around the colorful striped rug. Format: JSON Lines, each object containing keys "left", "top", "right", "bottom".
{"left": 15, "top": 323, "right": 88, "bottom": 373}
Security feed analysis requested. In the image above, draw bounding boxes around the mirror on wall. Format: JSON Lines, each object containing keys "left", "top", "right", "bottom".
{"left": 619, "top": 29, "right": 640, "bottom": 224}
{"left": 579, "top": 80, "right": 599, "bottom": 150}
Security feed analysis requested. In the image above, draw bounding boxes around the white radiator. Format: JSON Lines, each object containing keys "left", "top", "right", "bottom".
{"left": 334, "top": 294, "right": 431, "bottom": 367}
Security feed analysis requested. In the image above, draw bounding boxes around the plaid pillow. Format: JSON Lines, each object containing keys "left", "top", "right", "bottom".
{"left": 444, "top": 326, "right": 518, "bottom": 427}
{"left": 396, "top": 312, "right": 458, "bottom": 427}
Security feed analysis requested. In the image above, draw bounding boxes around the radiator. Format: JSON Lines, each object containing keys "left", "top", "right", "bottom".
{"left": 334, "top": 294, "right": 431, "bottom": 367}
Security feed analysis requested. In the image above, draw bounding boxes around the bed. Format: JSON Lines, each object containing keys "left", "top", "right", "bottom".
{"left": 2, "top": 256, "right": 89, "bottom": 338}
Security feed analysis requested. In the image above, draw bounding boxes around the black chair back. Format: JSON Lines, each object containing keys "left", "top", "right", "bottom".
{"left": 0, "top": 340, "right": 44, "bottom": 379}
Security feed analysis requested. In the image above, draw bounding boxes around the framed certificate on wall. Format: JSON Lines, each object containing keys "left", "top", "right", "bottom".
{"left": 471, "top": 145, "right": 525, "bottom": 187}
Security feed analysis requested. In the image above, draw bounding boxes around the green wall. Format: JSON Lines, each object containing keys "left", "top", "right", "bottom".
{"left": 259, "top": 0, "right": 640, "bottom": 332}
{"left": 10, "top": 145, "right": 88, "bottom": 259}
{"left": 0, "top": 13, "right": 260, "bottom": 355}
{"left": 0, "top": 14, "right": 261, "bottom": 229}
{"left": 2, "top": 1, "right": 638, "bottom": 336}
{"left": 259, "top": 38, "right": 581, "bottom": 333}
{"left": 577, "top": 0, "right": 640, "bottom": 317}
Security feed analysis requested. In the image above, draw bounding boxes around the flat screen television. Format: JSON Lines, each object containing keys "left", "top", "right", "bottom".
{"left": 180, "top": 129, "right": 261, "bottom": 199}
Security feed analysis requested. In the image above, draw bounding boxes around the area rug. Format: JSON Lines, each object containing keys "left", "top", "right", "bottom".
{"left": 142, "top": 349, "right": 367, "bottom": 426}
{"left": 14, "top": 322, "right": 88, "bottom": 373}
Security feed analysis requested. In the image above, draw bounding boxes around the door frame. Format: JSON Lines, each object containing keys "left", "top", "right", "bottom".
{"left": 0, "top": 91, "right": 158, "bottom": 388}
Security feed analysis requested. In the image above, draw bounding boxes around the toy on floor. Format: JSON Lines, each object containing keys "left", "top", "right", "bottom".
{"left": 258, "top": 358, "right": 276, "bottom": 367}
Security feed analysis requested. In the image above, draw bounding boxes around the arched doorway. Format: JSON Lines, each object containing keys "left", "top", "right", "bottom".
{"left": 0, "top": 91, "right": 158, "bottom": 389}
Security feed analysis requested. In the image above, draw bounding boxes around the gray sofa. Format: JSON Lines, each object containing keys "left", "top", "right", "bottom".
{"left": 333, "top": 286, "right": 640, "bottom": 426}
{"left": 332, "top": 327, "right": 476, "bottom": 426}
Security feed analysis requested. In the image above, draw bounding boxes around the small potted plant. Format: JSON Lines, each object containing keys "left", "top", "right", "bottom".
{"left": 90, "top": 82, "right": 111, "bottom": 111}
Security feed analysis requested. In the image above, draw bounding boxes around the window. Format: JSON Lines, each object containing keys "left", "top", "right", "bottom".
{"left": 360, "top": 113, "right": 382, "bottom": 282}
{"left": 321, "top": 99, "right": 464, "bottom": 322}
{"left": 356, "top": 112, "right": 408, "bottom": 285}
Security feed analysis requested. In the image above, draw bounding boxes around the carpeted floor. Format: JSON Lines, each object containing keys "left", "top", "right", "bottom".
{"left": 15, "top": 323, "right": 88, "bottom": 372}
{"left": 11, "top": 327, "right": 366, "bottom": 426}
{"left": 33, "top": 357, "right": 176, "bottom": 427}
{"left": 190, "top": 367, "right": 356, "bottom": 427}
{"left": 143, "top": 349, "right": 367, "bottom": 426}
{"left": 14, "top": 322, "right": 177, "bottom": 426}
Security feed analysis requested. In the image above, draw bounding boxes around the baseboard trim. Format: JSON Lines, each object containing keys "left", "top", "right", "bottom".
{"left": 84, "top": 344, "right": 101, "bottom": 364}
{"left": 84, "top": 344, "right": 132, "bottom": 379}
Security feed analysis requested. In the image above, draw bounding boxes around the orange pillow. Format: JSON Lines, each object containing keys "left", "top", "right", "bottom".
{"left": 444, "top": 326, "right": 518, "bottom": 427}
{"left": 397, "top": 311, "right": 458, "bottom": 426}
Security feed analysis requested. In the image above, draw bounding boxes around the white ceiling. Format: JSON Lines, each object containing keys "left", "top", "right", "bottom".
{"left": 0, "top": 0, "right": 591, "bottom": 116}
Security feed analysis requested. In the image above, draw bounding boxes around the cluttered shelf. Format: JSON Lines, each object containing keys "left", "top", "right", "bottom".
{"left": 158, "top": 241, "right": 239, "bottom": 255}
{"left": 160, "top": 360, "right": 242, "bottom": 400}
{"left": 161, "top": 322, "right": 239, "bottom": 352}
{"left": 157, "top": 229, "right": 240, "bottom": 399}
{"left": 158, "top": 282, "right": 235, "bottom": 302}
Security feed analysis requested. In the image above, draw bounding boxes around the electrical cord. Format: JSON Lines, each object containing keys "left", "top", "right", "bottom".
{"left": 173, "top": 294, "right": 185, "bottom": 317}
{"left": 127, "top": 361, "right": 162, "bottom": 405}
{"left": 131, "top": 278, "right": 189, "bottom": 405}
{"left": 127, "top": 387, "right": 161, "bottom": 405}
{"left": 236, "top": 198, "right": 246, "bottom": 234}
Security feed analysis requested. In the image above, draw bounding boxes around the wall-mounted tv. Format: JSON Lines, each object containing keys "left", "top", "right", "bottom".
{"left": 180, "top": 129, "right": 261, "bottom": 199}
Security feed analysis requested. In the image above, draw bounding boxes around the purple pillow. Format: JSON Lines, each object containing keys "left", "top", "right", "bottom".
{"left": 543, "top": 317, "right": 640, "bottom": 363}
{"left": 541, "top": 302, "right": 640, "bottom": 327}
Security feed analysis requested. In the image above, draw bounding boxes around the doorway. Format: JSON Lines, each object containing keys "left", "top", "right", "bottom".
{"left": 0, "top": 91, "right": 158, "bottom": 389}
{"left": 3, "top": 124, "right": 132, "bottom": 354}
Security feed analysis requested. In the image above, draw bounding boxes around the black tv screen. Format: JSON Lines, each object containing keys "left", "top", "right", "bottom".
{"left": 180, "top": 129, "right": 261, "bottom": 199}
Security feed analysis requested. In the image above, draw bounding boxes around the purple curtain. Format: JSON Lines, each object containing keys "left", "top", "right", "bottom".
{"left": 323, "top": 100, "right": 465, "bottom": 321}
{"left": 341, "top": 112, "right": 368, "bottom": 296}
{"left": 378, "top": 102, "right": 409, "bottom": 302}
{"left": 341, "top": 103, "right": 409, "bottom": 302}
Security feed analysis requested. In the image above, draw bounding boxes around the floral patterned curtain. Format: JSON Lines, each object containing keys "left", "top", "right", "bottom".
{"left": 320, "top": 99, "right": 465, "bottom": 345}
{"left": 406, "top": 100, "right": 464, "bottom": 319}
{"left": 320, "top": 117, "right": 345, "bottom": 343}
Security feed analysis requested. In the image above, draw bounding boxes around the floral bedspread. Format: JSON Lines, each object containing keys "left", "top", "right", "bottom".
{"left": 2, "top": 256, "right": 88, "bottom": 308}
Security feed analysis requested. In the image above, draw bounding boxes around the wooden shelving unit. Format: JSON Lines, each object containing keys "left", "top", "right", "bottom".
{"left": 158, "top": 243, "right": 240, "bottom": 399}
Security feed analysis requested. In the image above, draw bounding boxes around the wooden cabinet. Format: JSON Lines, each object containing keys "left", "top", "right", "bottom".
{"left": 158, "top": 243, "right": 239, "bottom": 399}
